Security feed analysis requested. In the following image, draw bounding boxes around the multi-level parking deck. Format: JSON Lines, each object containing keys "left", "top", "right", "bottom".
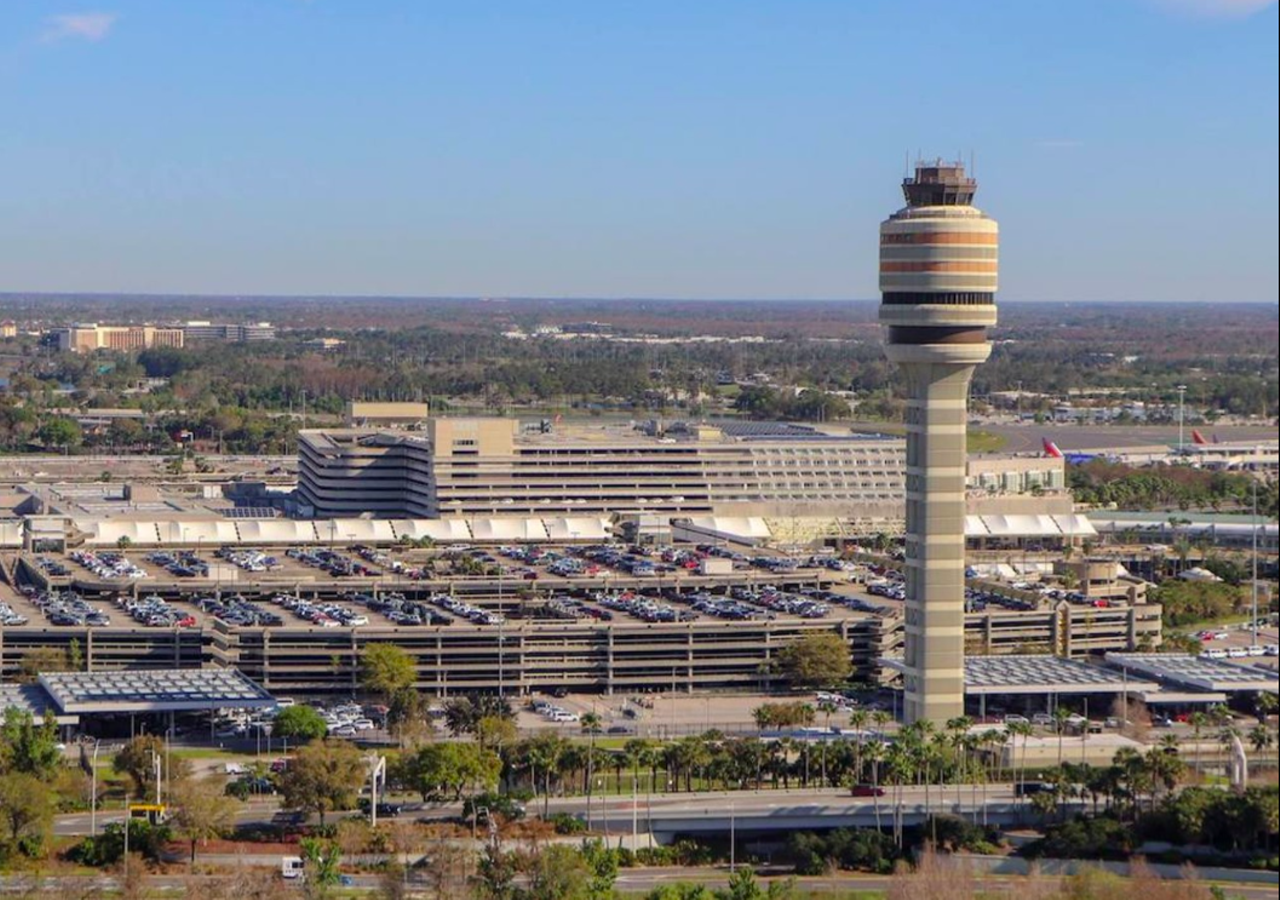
{"left": 1, "top": 544, "right": 1161, "bottom": 696}
{"left": 209, "top": 615, "right": 897, "bottom": 695}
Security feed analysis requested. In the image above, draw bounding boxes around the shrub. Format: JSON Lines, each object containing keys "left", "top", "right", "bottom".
{"left": 545, "top": 812, "right": 585, "bottom": 835}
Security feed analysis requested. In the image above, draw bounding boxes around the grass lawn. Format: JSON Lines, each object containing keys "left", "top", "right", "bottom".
{"left": 967, "top": 429, "right": 1008, "bottom": 453}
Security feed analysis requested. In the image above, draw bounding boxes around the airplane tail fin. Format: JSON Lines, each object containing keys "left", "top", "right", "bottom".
{"left": 1192, "top": 429, "right": 1208, "bottom": 446}
{"left": 1042, "top": 438, "right": 1064, "bottom": 459}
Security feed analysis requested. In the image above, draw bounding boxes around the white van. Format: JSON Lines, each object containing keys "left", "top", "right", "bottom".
{"left": 281, "top": 856, "right": 304, "bottom": 880}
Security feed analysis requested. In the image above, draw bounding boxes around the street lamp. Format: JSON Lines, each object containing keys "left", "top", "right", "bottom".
{"left": 1176, "top": 385, "right": 1188, "bottom": 453}
{"left": 89, "top": 739, "right": 101, "bottom": 836}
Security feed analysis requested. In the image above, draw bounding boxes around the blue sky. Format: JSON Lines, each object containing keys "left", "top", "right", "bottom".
{"left": 2, "top": 0, "right": 1276, "bottom": 302}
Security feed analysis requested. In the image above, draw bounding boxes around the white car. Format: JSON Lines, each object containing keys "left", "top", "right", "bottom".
{"left": 1246, "top": 645, "right": 1266, "bottom": 656}
{"left": 550, "top": 712, "right": 580, "bottom": 723}
{"left": 1228, "top": 647, "right": 1248, "bottom": 658}
{"left": 1202, "top": 648, "right": 1228, "bottom": 660}
{"left": 225, "top": 762, "right": 248, "bottom": 775}
{"left": 1265, "top": 644, "right": 1279, "bottom": 657}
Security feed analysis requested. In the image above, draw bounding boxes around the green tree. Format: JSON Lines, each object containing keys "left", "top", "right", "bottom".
{"left": 0, "top": 772, "right": 54, "bottom": 858}
{"left": 359, "top": 643, "right": 417, "bottom": 700}
{"left": 715, "top": 866, "right": 794, "bottom": 900}
{"left": 278, "top": 739, "right": 365, "bottom": 827}
{"left": 273, "top": 705, "right": 329, "bottom": 746}
{"left": 170, "top": 775, "right": 238, "bottom": 864}
{"left": 776, "top": 634, "right": 852, "bottom": 688}
{"left": 0, "top": 709, "right": 63, "bottom": 780}
{"left": 580, "top": 838, "right": 619, "bottom": 900}
{"left": 113, "top": 734, "right": 165, "bottom": 800}
{"left": 404, "top": 742, "right": 501, "bottom": 803}
{"left": 15, "top": 647, "right": 70, "bottom": 684}
{"left": 300, "top": 837, "right": 342, "bottom": 895}
{"left": 524, "top": 843, "right": 591, "bottom": 900}
{"left": 37, "top": 416, "right": 81, "bottom": 452}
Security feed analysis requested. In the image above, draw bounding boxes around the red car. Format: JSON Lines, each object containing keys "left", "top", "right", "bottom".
{"left": 849, "top": 784, "right": 885, "bottom": 797}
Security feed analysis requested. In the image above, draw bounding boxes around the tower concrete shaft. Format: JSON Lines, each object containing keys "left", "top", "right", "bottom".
{"left": 878, "top": 160, "right": 997, "bottom": 725}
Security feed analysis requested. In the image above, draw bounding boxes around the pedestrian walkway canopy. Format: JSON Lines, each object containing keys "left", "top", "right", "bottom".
{"left": 963, "top": 654, "right": 1159, "bottom": 696}
{"left": 1105, "top": 653, "right": 1278, "bottom": 695}
{"left": 36, "top": 668, "right": 275, "bottom": 715}
{"left": 0, "top": 683, "right": 79, "bottom": 725}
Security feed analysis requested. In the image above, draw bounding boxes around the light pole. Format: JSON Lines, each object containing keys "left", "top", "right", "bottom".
{"left": 729, "top": 802, "right": 736, "bottom": 873}
{"left": 1176, "top": 385, "right": 1187, "bottom": 453}
{"left": 89, "top": 739, "right": 101, "bottom": 836}
{"left": 1251, "top": 478, "right": 1259, "bottom": 648}
{"left": 368, "top": 754, "right": 386, "bottom": 828}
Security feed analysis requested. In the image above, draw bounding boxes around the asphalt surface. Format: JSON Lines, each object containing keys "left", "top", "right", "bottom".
{"left": 983, "top": 423, "right": 1277, "bottom": 453}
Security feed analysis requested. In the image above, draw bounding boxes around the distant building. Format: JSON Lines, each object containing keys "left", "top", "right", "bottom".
{"left": 56, "top": 324, "right": 184, "bottom": 353}
{"left": 182, "top": 321, "right": 277, "bottom": 343}
{"left": 0, "top": 322, "right": 17, "bottom": 339}
{"left": 344, "top": 401, "right": 430, "bottom": 428}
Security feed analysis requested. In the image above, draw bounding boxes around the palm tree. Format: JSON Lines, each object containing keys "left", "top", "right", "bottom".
{"left": 817, "top": 700, "right": 839, "bottom": 787}
{"left": 623, "top": 738, "right": 654, "bottom": 796}
{"left": 581, "top": 712, "right": 603, "bottom": 827}
{"left": 1247, "top": 723, "right": 1274, "bottom": 762}
{"left": 871, "top": 709, "right": 891, "bottom": 741}
{"left": 1052, "top": 708, "right": 1073, "bottom": 769}
{"left": 1188, "top": 711, "right": 1209, "bottom": 777}
{"left": 848, "top": 708, "right": 870, "bottom": 785}
{"left": 862, "top": 739, "right": 886, "bottom": 832}
{"left": 1007, "top": 720, "right": 1035, "bottom": 800}
{"left": 526, "top": 733, "right": 567, "bottom": 817}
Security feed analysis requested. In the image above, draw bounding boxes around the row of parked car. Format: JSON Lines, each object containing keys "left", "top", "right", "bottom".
{"left": 590, "top": 591, "right": 695, "bottom": 623}
{"left": 344, "top": 592, "right": 452, "bottom": 626}
{"left": 144, "top": 551, "right": 209, "bottom": 578}
{"left": 217, "top": 548, "right": 281, "bottom": 573}
{"left": 29, "top": 590, "right": 108, "bottom": 626}
{"left": 267, "top": 594, "right": 367, "bottom": 628}
{"left": 70, "top": 550, "right": 146, "bottom": 580}
{"left": 1201, "top": 644, "right": 1278, "bottom": 660}
{"left": 35, "top": 557, "right": 71, "bottom": 577}
{"left": 196, "top": 595, "right": 283, "bottom": 627}
{"left": 531, "top": 698, "right": 580, "bottom": 723}
{"left": 432, "top": 594, "right": 505, "bottom": 626}
{"left": 115, "top": 594, "right": 196, "bottom": 628}
{"left": 0, "top": 601, "right": 28, "bottom": 626}
{"left": 286, "top": 547, "right": 378, "bottom": 578}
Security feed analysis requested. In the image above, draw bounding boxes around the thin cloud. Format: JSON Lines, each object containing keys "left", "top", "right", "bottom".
{"left": 42, "top": 12, "right": 118, "bottom": 43}
{"left": 1148, "top": 0, "right": 1276, "bottom": 17}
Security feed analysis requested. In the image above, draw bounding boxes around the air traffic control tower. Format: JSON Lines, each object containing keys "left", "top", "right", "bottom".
{"left": 879, "top": 160, "right": 997, "bottom": 724}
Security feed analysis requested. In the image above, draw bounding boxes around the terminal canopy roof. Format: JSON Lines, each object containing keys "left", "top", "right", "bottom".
{"left": 37, "top": 668, "right": 276, "bottom": 714}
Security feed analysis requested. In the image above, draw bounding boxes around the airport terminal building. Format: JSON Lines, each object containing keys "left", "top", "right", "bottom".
{"left": 296, "top": 417, "right": 1067, "bottom": 530}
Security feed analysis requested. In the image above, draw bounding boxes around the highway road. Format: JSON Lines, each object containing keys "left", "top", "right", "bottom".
{"left": 53, "top": 785, "right": 1023, "bottom": 836}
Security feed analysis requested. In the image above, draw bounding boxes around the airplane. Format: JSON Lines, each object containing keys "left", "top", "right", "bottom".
{"left": 1192, "top": 429, "right": 1209, "bottom": 446}
{"left": 1043, "top": 437, "right": 1098, "bottom": 465}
